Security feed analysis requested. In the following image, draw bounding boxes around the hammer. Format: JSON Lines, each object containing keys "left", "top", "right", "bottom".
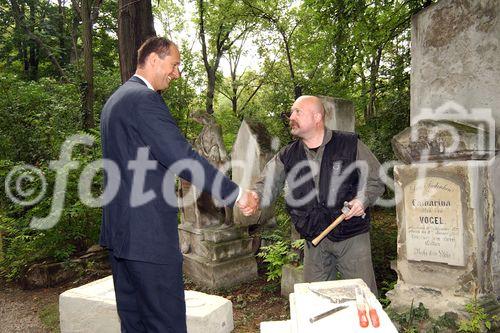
{"left": 311, "top": 202, "right": 351, "bottom": 246}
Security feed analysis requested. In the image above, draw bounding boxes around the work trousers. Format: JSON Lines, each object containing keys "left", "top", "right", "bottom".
{"left": 303, "top": 232, "right": 378, "bottom": 295}
{"left": 109, "top": 252, "right": 187, "bottom": 333}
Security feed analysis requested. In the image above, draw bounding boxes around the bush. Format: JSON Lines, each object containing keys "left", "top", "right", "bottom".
{"left": 0, "top": 73, "right": 81, "bottom": 164}
{"left": 0, "top": 132, "right": 103, "bottom": 281}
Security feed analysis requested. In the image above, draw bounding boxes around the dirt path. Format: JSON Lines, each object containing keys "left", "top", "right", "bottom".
{"left": 0, "top": 272, "right": 288, "bottom": 333}
{"left": 0, "top": 269, "right": 111, "bottom": 333}
{"left": 0, "top": 283, "right": 60, "bottom": 333}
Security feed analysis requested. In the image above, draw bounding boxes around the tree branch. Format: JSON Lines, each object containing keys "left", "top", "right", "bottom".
{"left": 10, "top": 0, "right": 68, "bottom": 81}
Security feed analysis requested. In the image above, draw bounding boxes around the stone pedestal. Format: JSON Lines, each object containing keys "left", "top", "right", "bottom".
{"left": 59, "top": 276, "right": 234, "bottom": 333}
{"left": 388, "top": 160, "right": 498, "bottom": 314}
{"left": 179, "top": 223, "right": 257, "bottom": 289}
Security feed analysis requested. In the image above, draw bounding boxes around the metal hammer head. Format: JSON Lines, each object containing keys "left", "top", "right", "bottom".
{"left": 341, "top": 201, "right": 350, "bottom": 215}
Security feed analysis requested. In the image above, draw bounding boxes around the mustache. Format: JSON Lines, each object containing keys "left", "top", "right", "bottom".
{"left": 289, "top": 120, "right": 299, "bottom": 128}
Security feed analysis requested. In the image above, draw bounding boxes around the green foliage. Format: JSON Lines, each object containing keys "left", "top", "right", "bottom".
{"left": 391, "top": 301, "right": 430, "bottom": 331}
{"left": 388, "top": 302, "right": 465, "bottom": 333}
{"left": 257, "top": 240, "right": 299, "bottom": 281}
{"left": 0, "top": 132, "right": 103, "bottom": 281}
{"left": 0, "top": 73, "right": 81, "bottom": 163}
{"left": 458, "top": 299, "right": 498, "bottom": 332}
{"left": 258, "top": 198, "right": 302, "bottom": 282}
{"left": 370, "top": 209, "right": 398, "bottom": 293}
{"left": 378, "top": 279, "right": 397, "bottom": 307}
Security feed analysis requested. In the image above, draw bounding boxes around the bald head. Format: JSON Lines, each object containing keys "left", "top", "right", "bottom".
{"left": 294, "top": 95, "right": 325, "bottom": 120}
{"left": 289, "top": 95, "right": 326, "bottom": 141}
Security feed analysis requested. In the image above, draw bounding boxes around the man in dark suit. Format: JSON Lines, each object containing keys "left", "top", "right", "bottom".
{"left": 100, "top": 37, "right": 255, "bottom": 332}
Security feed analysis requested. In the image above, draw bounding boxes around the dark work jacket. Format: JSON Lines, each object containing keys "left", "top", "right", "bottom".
{"left": 279, "top": 130, "right": 370, "bottom": 242}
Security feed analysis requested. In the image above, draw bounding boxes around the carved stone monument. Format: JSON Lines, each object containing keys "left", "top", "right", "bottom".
{"left": 388, "top": 0, "right": 500, "bottom": 317}
{"left": 178, "top": 112, "right": 257, "bottom": 289}
{"left": 231, "top": 120, "right": 276, "bottom": 226}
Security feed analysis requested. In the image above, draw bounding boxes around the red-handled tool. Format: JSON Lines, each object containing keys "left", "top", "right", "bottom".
{"left": 363, "top": 290, "right": 380, "bottom": 328}
{"left": 355, "top": 287, "right": 369, "bottom": 328}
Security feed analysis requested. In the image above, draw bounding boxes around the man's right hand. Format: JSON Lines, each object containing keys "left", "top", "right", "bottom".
{"left": 237, "top": 190, "right": 260, "bottom": 216}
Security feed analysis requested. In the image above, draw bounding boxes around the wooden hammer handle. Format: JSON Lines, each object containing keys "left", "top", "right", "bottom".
{"left": 311, "top": 214, "right": 346, "bottom": 246}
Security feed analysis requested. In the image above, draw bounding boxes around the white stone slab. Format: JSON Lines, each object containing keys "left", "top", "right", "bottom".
{"left": 59, "top": 276, "right": 119, "bottom": 333}
{"left": 260, "top": 320, "right": 292, "bottom": 333}
{"left": 292, "top": 279, "right": 397, "bottom": 333}
{"left": 59, "top": 275, "right": 233, "bottom": 333}
{"left": 289, "top": 293, "right": 297, "bottom": 333}
{"left": 185, "top": 290, "right": 233, "bottom": 333}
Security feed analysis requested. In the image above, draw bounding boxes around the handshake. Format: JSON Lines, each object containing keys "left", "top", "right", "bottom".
{"left": 236, "top": 190, "right": 260, "bottom": 216}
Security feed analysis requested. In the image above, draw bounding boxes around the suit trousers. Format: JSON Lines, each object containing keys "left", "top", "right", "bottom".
{"left": 303, "top": 232, "right": 378, "bottom": 295}
{"left": 109, "top": 252, "right": 187, "bottom": 333}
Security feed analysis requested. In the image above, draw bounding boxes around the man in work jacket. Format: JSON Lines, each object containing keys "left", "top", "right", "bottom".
{"left": 242, "top": 95, "right": 385, "bottom": 294}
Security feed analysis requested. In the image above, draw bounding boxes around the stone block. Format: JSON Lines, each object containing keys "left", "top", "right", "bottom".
{"left": 59, "top": 276, "right": 121, "bottom": 333}
{"left": 260, "top": 320, "right": 291, "bottom": 333}
{"left": 281, "top": 264, "right": 304, "bottom": 297}
{"left": 202, "top": 225, "right": 249, "bottom": 243}
{"left": 392, "top": 120, "right": 496, "bottom": 164}
{"left": 178, "top": 180, "right": 226, "bottom": 230}
{"left": 491, "top": 155, "right": 500, "bottom": 296}
{"left": 185, "top": 290, "right": 233, "bottom": 333}
{"left": 289, "top": 293, "right": 297, "bottom": 333}
{"left": 183, "top": 253, "right": 257, "bottom": 289}
{"left": 198, "top": 238, "right": 253, "bottom": 262}
{"left": 319, "top": 96, "right": 355, "bottom": 132}
{"left": 59, "top": 276, "right": 235, "bottom": 333}
{"left": 409, "top": 0, "right": 500, "bottom": 134}
{"left": 179, "top": 223, "right": 249, "bottom": 245}
{"left": 179, "top": 224, "right": 253, "bottom": 260}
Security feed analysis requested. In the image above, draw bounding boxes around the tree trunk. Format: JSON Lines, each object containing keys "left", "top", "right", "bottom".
{"left": 58, "top": 0, "right": 67, "bottom": 65}
{"left": 231, "top": 71, "right": 238, "bottom": 115}
{"left": 28, "top": 0, "right": 38, "bottom": 80}
{"left": 118, "top": 0, "right": 156, "bottom": 83}
{"left": 21, "top": 42, "right": 29, "bottom": 78}
{"left": 9, "top": 0, "right": 67, "bottom": 80}
{"left": 206, "top": 68, "right": 216, "bottom": 114}
{"left": 81, "top": 0, "right": 94, "bottom": 130}
{"left": 70, "top": 13, "right": 79, "bottom": 63}
{"left": 367, "top": 47, "right": 383, "bottom": 119}
{"left": 282, "top": 32, "right": 301, "bottom": 99}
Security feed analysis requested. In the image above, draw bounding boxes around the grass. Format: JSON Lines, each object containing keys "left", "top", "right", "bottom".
{"left": 40, "top": 302, "right": 60, "bottom": 333}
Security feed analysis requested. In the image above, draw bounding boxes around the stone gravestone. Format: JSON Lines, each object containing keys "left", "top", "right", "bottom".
{"left": 388, "top": 0, "right": 500, "bottom": 317}
{"left": 178, "top": 112, "right": 257, "bottom": 289}
{"left": 320, "top": 96, "right": 355, "bottom": 132}
{"left": 231, "top": 120, "right": 276, "bottom": 227}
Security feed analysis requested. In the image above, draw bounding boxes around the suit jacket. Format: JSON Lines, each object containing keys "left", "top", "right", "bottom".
{"left": 99, "top": 76, "right": 239, "bottom": 264}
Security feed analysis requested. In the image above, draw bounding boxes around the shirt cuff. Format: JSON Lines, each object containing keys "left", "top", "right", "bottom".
{"left": 236, "top": 187, "right": 243, "bottom": 202}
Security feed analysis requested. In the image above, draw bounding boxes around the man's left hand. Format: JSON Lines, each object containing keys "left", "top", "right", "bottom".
{"left": 344, "top": 198, "right": 365, "bottom": 220}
